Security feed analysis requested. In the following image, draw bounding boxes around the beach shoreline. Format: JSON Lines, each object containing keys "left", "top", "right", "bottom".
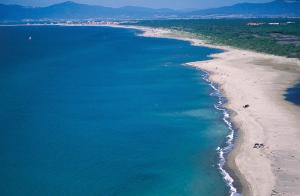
{"left": 4, "top": 23, "right": 300, "bottom": 195}
{"left": 104, "top": 24, "right": 300, "bottom": 196}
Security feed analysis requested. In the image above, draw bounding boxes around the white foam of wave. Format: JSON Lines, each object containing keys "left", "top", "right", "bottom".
{"left": 135, "top": 27, "right": 240, "bottom": 195}
{"left": 201, "top": 71, "right": 241, "bottom": 196}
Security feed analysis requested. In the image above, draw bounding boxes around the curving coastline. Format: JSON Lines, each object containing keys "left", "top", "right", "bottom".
{"left": 104, "top": 24, "right": 247, "bottom": 195}
{"left": 5, "top": 23, "right": 300, "bottom": 195}
{"left": 105, "top": 24, "right": 300, "bottom": 196}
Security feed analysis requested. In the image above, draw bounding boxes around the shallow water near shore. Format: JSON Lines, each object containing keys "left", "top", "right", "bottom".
{"left": 0, "top": 26, "right": 235, "bottom": 195}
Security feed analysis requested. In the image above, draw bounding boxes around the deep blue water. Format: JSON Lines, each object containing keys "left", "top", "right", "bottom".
{"left": 0, "top": 26, "right": 231, "bottom": 195}
{"left": 285, "top": 82, "right": 300, "bottom": 106}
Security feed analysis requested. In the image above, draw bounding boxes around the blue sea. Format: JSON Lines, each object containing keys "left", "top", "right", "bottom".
{"left": 0, "top": 26, "right": 237, "bottom": 196}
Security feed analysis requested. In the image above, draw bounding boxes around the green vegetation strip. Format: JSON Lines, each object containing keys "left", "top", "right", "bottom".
{"left": 133, "top": 19, "right": 300, "bottom": 59}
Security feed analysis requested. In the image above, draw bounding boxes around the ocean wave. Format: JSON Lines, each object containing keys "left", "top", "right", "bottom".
{"left": 201, "top": 71, "right": 241, "bottom": 196}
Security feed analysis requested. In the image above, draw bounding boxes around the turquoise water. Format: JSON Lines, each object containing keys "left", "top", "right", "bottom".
{"left": 0, "top": 26, "right": 233, "bottom": 195}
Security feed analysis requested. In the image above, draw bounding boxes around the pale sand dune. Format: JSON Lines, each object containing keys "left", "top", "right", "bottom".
{"left": 110, "top": 25, "right": 300, "bottom": 196}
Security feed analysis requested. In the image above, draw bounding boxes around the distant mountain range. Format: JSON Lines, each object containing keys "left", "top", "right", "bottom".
{"left": 0, "top": 1, "right": 178, "bottom": 20}
{"left": 0, "top": 0, "right": 300, "bottom": 20}
{"left": 189, "top": 0, "right": 300, "bottom": 17}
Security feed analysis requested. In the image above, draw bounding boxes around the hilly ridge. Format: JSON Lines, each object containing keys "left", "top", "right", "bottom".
{"left": 189, "top": 0, "right": 300, "bottom": 17}
{"left": 0, "top": 0, "right": 300, "bottom": 20}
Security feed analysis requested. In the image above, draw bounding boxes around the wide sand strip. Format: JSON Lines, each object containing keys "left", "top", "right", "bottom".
{"left": 191, "top": 50, "right": 300, "bottom": 196}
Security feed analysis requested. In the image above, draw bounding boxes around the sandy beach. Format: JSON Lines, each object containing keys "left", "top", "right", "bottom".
{"left": 192, "top": 50, "right": 300, "bottom": 196}
{"left": 107, "top": 24, "right": 300, "bottom": 196}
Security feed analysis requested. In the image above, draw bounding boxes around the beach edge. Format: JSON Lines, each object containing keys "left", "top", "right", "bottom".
{"left": 105, "top": 24, "right": 255, "bottom": 196}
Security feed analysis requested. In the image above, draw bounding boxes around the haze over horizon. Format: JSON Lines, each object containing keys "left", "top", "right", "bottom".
{"left": 0, "top": 0, "right": 272, "bottom": 9}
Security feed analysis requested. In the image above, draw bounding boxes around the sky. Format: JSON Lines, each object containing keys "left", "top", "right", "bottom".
{"left": 0, "top": 0, "right": 272, "bottom": 9}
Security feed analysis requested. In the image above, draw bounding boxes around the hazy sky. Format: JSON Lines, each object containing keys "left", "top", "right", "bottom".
{"left": 0, "top": 0, "right": 272, "bottom": 9}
